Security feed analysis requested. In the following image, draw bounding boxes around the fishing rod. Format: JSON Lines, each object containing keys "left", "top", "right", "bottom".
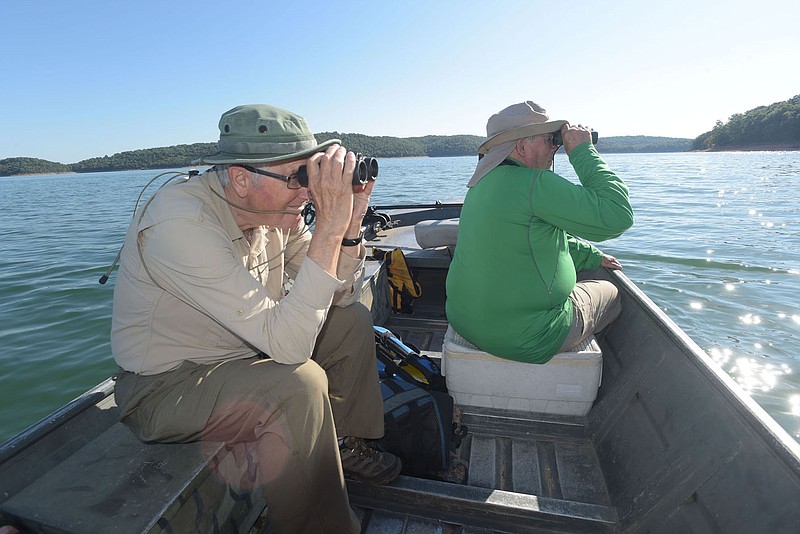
{"left": 370, "top": 201, "right": 463, "bottom": 210}
{"left": 362, "top": 202, "right": 463, "bottom": 236}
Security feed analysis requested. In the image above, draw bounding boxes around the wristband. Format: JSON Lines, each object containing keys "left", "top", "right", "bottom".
{"left": 341, "top": 231, "right": 364, "bottom": 247}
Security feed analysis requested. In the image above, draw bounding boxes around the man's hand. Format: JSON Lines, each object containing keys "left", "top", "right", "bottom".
{"left": 342, "top": 175, "right": 376, "bottom": 252}
{"left": 304, "top": 144, "right": 356, "bottom": 275}
{"left": 601, "top": 254, "right": 622, "bottom": 271}
{"left": 561, "top": 123, "right": 593, "bottom": 155}
{"left": 306, "top": 144, "right": 355, "bottom": 237}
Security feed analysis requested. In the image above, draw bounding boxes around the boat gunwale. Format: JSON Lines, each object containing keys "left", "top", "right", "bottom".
{"left": 608, "top": 267, "right": 800, "bottom": 473}
{"left": 0, "top": 378, "right": 115, "bottom": 465}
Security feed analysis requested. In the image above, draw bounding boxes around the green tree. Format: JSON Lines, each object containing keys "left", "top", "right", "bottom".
{"left": 694, "top": 94, "right": 800, "bottom": 149}
{"left": 0, "top": 157, "right": 72, "bottom": 176}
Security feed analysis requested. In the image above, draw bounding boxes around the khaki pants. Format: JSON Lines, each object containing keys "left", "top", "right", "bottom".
{"left": 114, "top": 304, "right": 381, "bottom": 534}
{"left": 559, "top": 279, "right": 622, "bottom": 352}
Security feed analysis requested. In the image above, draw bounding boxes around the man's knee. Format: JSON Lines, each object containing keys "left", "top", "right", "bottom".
{"left": 592, "top": 280, "right": 622, "bottom": 332}
{"left": 315, "top": 304, "right": 374, "bottom": 356}
{"left": 235, "top": 360, "right": 330, "bottom": 417}
{"left": 601, "top": 280, "right": 621, "bottom": 311}
{"left": 283, "top": 361, "right": 329, "bottom": 402}
{"left": 326, "top": 303, "right": 373, "bottom": 332}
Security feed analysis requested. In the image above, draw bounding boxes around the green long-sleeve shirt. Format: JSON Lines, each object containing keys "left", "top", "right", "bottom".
{"left": 445, "top": 142, "right": 633, "bottom": 363}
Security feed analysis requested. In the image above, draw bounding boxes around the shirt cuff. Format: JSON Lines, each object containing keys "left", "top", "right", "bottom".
{"left": 337, "top": 243, "right": 365, "bottom": 275}
{"left": 293, "top": 256, "right": 347, "bottom": 307}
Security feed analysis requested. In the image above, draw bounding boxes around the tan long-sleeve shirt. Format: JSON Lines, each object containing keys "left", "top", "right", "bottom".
{"left": 111, "top": 170, "right": 364, "bottom": 375}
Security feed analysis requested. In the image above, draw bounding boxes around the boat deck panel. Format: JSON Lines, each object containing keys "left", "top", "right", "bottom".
{"left": 458, "top": 413, "right": 612, "bottom": 509}
{"left": 1, "top": 416, "right": 265, "bottom": 534}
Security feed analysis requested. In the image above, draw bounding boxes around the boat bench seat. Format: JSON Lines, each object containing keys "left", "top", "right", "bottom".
{"left": 1, "top": 421, "right": 267, "bottom": 533}
{"left": 414, "top": 218, "right": 459, "bottom": 249}
{"left": 442, "top": 326, "right": 603, "bottom": 416}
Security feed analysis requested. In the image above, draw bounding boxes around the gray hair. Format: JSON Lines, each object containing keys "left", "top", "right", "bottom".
{"left": 213, "top": 164, "right": 268, "bottom": 189}
{"left": 211, "top": 165, "right": 232, "bottom": 188}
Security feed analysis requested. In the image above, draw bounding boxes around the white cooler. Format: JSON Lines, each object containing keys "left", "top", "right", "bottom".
{"left": 442, "top": 326, "right": 603, "bottom": 416}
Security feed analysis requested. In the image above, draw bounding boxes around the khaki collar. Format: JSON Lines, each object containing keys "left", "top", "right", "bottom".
{"left": 200, "top": 169, "right": 248, "bottom": 243}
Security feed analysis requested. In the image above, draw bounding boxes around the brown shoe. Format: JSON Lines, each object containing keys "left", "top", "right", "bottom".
{"left": 339, "top": 437, "right": 402, "bottom": 485}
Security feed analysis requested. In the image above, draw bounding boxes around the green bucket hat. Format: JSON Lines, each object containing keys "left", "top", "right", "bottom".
{"left": 195, "top": 104, "right": 341, "bottom": 165}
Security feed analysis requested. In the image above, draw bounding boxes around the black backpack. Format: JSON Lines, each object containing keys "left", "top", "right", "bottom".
{"left": 373, "top": 326, "right": 466, "bottom": 477}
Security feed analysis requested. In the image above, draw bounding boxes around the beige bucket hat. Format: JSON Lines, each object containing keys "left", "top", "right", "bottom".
{"left": 468, "top": 101, "right": 566, "bottom": 187}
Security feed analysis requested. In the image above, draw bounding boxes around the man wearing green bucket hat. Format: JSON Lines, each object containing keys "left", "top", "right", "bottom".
{"left": 111, "top": 104, "right": 398, "bottom": 533}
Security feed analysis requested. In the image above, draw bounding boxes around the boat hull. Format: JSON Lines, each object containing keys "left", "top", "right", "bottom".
{"left": 2, "top": 206, "right": 800, "bottom": 533}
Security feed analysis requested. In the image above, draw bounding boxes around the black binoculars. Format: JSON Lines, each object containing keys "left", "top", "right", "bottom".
{"left": 553, "top": 130, "right": 598, "bottom": 146}
{"left": 295, "top": 153, "right": 379, "bottom": 187}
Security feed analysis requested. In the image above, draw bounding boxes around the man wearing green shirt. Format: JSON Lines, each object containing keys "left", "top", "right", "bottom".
{"left": 446, "top": 101, "right": 634, "bottom": 363}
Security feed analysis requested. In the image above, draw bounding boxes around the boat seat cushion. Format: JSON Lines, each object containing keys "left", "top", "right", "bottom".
{"left": 414, "top": 218, "right": 459, "bottom": 249}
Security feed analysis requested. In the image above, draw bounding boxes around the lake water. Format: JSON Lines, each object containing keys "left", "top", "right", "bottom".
{"left": 1, "top": 152, "right": 799, "bottom": 444}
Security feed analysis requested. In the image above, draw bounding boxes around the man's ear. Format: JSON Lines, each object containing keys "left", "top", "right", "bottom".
{"left": 227, "top": 166, "right": 251, "bottom": 199}
{"left": 515, "top": 138, "right": 528, "bottom": 156}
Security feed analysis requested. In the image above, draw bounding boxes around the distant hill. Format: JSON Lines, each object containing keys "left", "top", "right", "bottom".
{"left": 1, "top": 134, "right": 693, "bottom": 177}
{"left": 70, "top": 143, "right": 217, "bottom": 173}
{"left": 0, "top": 157, "right": 72, "bottom": 176}
{"left": 315, "top": 132, "right": 487, "bottom": 158}
{"left": 693, "top": 94, "right": 800, "bottom": 150}
{"left": 595, "top": 136, "right": 693, "bottom": 153}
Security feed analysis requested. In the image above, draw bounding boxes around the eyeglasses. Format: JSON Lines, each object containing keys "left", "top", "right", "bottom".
{"left": 240, "top": 165, "right": 303, "bottom": 190}
{"left": 527, "top": 134, "right": 556, "bottom": 146}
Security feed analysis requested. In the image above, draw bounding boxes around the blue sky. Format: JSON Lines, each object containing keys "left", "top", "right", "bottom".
{"left": 1, "top": 0, "right": 798, "bottom": 163}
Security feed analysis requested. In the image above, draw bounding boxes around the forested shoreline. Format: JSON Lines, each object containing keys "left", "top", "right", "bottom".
{"left": 2, "top": 94, "right": 798, "bottom": 177}
{"left": 0, "top": 135, "right": 693, "bottom": 177}
{"left": 693, "top": 94, "right": 800, "bottom": 150}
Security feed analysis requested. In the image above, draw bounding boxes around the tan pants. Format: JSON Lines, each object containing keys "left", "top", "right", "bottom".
{"left": 559, "top": 279, "right": 622, "bottom": 351}
{"left": 114, "top": 303, "right": 382, "bottom": 534}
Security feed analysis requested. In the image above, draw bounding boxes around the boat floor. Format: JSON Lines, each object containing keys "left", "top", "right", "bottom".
{"left": 349, "top": 305, "right": 616, "bottom": 534}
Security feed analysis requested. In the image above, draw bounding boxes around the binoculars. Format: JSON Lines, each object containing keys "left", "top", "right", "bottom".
{"left": 553, "top": 130, "right": 598, "bottom": 146}
{"left": 296, "top": 153, "right": 379, "bottom": 187}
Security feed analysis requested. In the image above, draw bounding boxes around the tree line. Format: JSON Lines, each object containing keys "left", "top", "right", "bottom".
{"left": 0, "top": 132, "right": 697, "bottom": 177}
{"left": 5, "top": 94, "right": 799, "bottom": 177}
{"left": 693, "top": 94, "right": 800, "bottom": 150}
